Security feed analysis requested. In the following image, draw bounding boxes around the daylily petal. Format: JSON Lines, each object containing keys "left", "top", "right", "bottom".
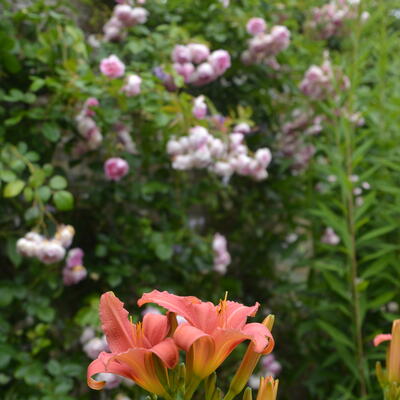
{"left": 143, "top": 313, "right": 169, "bottom": 347}
{"left": 226, "top": 301, "right": 260, "bottom": 330}
{"left": 138, "top": 290, "right": 201, "bottom": 325}
{"left": 174, "top": 323, "right": 211, "bottom": 352}
{"left": 100, "top": 292, "right": 135, "bottom": 353}
{"left": 113, "top": 348, "right": 167, "bottom": 396}
{"left": 150, "top": 337, "right": 179, "bottom": 369}
{"left": 187, "top": 335, "right": 216, "bottom": 378}
{"left": 374, "top": 333, "right": 392, "bottom": 347}
{"left": 87, "top": 351, "right": 132, "bottom": 390}
{"left": 241, "top": 322, "right": 274, "bottom": 354}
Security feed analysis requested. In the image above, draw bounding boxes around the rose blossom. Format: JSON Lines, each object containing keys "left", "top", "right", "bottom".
{"left": 100, "top": 55, "right": 125, "bottom": 78}
{"left": 121, "top": 74, "right": 142, "bottom": 96}
{"left": 187, "top": 43, "right": 210, "bottom": 64}
{"left": 36, "top": 240, "right": 66, "bottom": 264}
{"left": 247, "top": 18, "right": 267, "bottom": 35}
{"left": 208, "top": 50, "right": 231, "bottom": 75}
{"left": 104, "top": 157, "right": 130, "bottom": 181}
{"left": 192, "top": 95, "right": 207, "bottom": 119}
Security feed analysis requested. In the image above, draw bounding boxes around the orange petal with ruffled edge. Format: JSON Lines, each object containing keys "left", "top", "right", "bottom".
{"left": 241, "top": 322, "right": 274, "bottom": 354}
{"left": 87, "top": 351, "right": 132, "bottom": 390}
{"left": 113, "top": 348, "right": 167, "bottom": 396}
{"left": 373, "top": 333, "right": 392, "bottom": 347}
{"left": 138, "top": 290, "right": 201, "bottom": 325}
{"left": 100, "top": 292, "right": 135, "bottom": 353}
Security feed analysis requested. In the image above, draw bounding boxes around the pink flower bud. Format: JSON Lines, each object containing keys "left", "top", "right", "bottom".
{"left": 192, "top": 95, "right": 207, "bottom": 119}
{"left": 187, "top": 43, "right": 210, "bottom": 64}
{"left": 121, "top": 74, "right": 142, "bottom": 96}
{"left": 17, "top": 238, "right": 38, "bottom": 258}
{"left": 193, "top": 62, "right": 215, "bottom": 85}
{"left": 208, "top": 50, "right": 231, "bottom": 75}
{"left": 84, "top": 97, "right": 99, "bottom": 117}
{"left": 100, "top": 55, "right": 125, "bottom": 78}
{"left": 129, "top": 7, "right": 148, "bottom": 24}
{"left": 246, "top": 18, "right": 267, "bottom": 35}
{"left": 37, "top": 240, "right": 66, "bottom": 264}
{"left": 114, "top": 4, "right": 134, "bottom": 24}
{"left": 104, "top": 157, "right": 129, "bottom": 181}
{"left": 255, "top": 148, "right": 272, "bottom": 168}
{"left": 66, "top": 247, "right": 84, "bottom": 268}
{"left": 84, "top": 337, "right": 108, "bottom": 359}
{"left": 63, "top": 265, "right": 87, "bottom": 286}
{"left": 55, "top": 225, "right": 75, "bottom": 248}
{"left": 172, "top": 45, "right": 191, "bottom": 64}
{"left": 167, "top": 139, "right": 183, "bottom": 156}
{"left": 233, "top": 122, "right": 251, "bottom": 134}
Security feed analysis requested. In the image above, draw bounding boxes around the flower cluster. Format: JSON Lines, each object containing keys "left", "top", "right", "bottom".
{"left": 299, "top": 53, "right": 350, "bottom": 100}
{"left": 103, "top": 3, "right": 148, "bottom": 42}
{"left": 167, "top": 125, "right": 272, "bottom": 181}
{"left": 172, "top": 43, "right": 231, "bottom": 86}
{"left": 276, "top": 109, "right": 322, "bottom": 174}
{"left": 87, "top": 290, "right": 275, "bottom": 399}
{"left": 212, "top": 233, "right": 231, "bottom": 274}
{"left": 75, "top": 97, "right": 103, "bottom": 152}
{"left": 16, "top": 225, "right": 75, "bottom": 264}
{"left": 306, "top": 0, "right": 369, "bottom": 40}
{"left": 241, "top": 18, "right": 290, "bottom": 69}
{"left": 63, "top": 248, "right": 87, "bottom": 286}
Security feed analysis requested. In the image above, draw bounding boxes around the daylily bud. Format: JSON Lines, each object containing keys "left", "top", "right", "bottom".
{"left": 224, "top": 315, "right": 275, "bottom": 400}
{"left": 256, "top": 377, "right": 279, "bottom": 400}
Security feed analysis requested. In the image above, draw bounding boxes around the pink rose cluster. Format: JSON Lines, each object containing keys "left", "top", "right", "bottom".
{"left": 166, "top": 124, "right": 272, "bottom": 181}
{"left": 17, "top": 225, "right": 75, "bottom": 264}
{"left": 63, "top": 248, "right": 87, "bottom": 286}
{"left": 212, "top": 233, "right": 231, "bottom": 275}
{"left": 75, "top": 97, "right": 103, "bottom": 152}
{"left": 104, "top": 157, "right": 130, "bottom": 181}
{"left": 306, "top": 0, "right": 369, "bottom": 40}
{"left": 241, "top": 18, "right": 290, "bottom": 70}
{"left": 99, "top": 55, "right": 142, "bottom": 96}
{"left": 299, "top": 53, "right": 350, "bottom": 100}
{"left": 103, "top": 3, "right": 148, "bottom": 42}
{"left": 172, "top": 43, "right": 231, "bottom": 86}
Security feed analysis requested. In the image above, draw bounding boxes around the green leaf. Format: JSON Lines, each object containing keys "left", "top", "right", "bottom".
{"left": 53, "top": 190, "right": 74, "bottom": 211}
{"left": 38, "top": 186, "right": 52, "bottom": 202}
{"left": 3, "top": 179, "right": 25, "bottom": 198}
{"left": 49, "top": 175, "right": 67, "bottom": 190}
{"left": 317, "top": 320, "right": 354, "bottom": 349}
{"left": 29, "top": 169, "right": 46, "bottom": 188}
{"left": 42, "top": 123, "right": 60, "bottom": 142}
{"left": 0, "top": 169, "right": 16, "bottom": 182}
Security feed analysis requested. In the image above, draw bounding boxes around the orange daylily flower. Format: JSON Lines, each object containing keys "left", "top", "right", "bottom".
{"left": 138, "top": 290, "right": 274, "bottom": 381}
{"left": 256, "top": 376, "right": 279, "bottom": 400}
{"left": 87, "top": 292, "right": 179, "bottom": 396}
{"left": 374, "top": 319, "right": 400, "bottom": 383}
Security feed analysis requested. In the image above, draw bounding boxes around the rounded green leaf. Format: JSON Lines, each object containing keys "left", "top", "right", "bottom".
{"left": 49, "top": 175, "right": 67, "bottom": 190}
{"left": 38, "top": 186, "right": 51, "bottom": 202}
{"left": 0, "top": 170, "right": 16, "bottom": 182}
{"left": 53, "top": 190, "right": 74, "bottom": 211}
{"left": 3, "top": 180, "right": 25, "bottom": 198}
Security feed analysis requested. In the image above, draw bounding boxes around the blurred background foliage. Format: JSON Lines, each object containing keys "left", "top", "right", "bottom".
{"left": 1, "top": 0, "right": 400, "bottom": 399}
